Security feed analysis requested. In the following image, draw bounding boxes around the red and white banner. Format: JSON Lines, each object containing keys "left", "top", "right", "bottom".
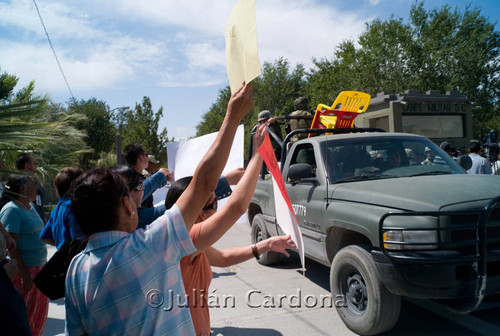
{"left": 258, "top": 134, "right": 305, "bottom": 271}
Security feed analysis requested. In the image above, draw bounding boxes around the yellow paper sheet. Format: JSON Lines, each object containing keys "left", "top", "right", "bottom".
{"left": 226, "top": 0, "right": 262, "bottom": 93}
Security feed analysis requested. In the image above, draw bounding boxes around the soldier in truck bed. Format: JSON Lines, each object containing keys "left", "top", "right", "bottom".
{"left": 249, "top": 110, "right": 283, "bottom": 162}
{"left": 287, "top": 97, "right": 313, "bottom": 143}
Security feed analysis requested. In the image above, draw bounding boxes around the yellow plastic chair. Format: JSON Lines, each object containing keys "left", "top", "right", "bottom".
{"left": 331, "top": 91, "right": 371, "bottom": 114}
{"left": 309, "top": 91, "right": 371, "bottom": 137}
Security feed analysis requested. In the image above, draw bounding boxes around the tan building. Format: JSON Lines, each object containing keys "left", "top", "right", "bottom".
{"left": 355, "top": 90, "right": 472, "bottom": 149}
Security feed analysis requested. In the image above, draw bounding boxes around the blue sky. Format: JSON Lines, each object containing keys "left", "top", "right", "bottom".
{"left": 1, "top": 0, "right": 498, "bottom": 140}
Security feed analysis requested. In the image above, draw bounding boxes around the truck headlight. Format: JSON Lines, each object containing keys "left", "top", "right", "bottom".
{"left": 383, "top": 230, "right": 438, "bottom": 250}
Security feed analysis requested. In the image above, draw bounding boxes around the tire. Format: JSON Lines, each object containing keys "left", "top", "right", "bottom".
{"left": 251, "top": 214, "right": 280, "bottom": 265}
{"left": 330, "top": 245, "right": 401, "bottom": 335}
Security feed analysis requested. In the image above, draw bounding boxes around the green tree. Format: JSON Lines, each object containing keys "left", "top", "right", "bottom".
{"left": 0, "top": 70, "right": 90, "bottom": 205}
{"left": 357, "top": 17, "right": 414, "bottom": 94}
{"left": 0, "top": 69, "right": 18, "bottom": 101}
{"left": 121, "top": 96, "right": 169, "bottom": 164}
{"left": 307, "top": 17, "right": 415, "bottom": 105}
{"left": 67, "top": 98, "right": 117, "bottom": 169}
{"left": 306, "top": 2, "right": 500, "bottom": 138}
{"left": 306, "top": 41, "right": 365, "bottom": 107}
{"left": 407, "top": 2, "right": 500, "bottom": 137}
{"left": 196, "top": 87, "right": 232, "bottom": 137}
{"left": 252, "top": 57, "right": 306, "bottom": 118}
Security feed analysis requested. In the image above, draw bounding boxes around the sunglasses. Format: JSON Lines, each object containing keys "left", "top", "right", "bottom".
{"left": 132, "top": 182, "right": 145, "bottom": 191}
{"left": 202, "top": 198, "right": 218, "bottom": 211}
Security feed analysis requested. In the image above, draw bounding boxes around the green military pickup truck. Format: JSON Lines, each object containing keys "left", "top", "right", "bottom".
{"left": 247, "top": 127, "right": 500, "bottom": 335}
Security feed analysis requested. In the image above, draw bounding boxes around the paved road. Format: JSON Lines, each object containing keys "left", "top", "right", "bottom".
{"left": 43, "top": 219, "right": 500, "bottom": 336}
{"left": 209, "top": 221, "right": 500, "bottom": 336}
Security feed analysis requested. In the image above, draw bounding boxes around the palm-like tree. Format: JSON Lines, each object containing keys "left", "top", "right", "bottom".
{"left": 0, "top": 72, "right": 90, "bottom": 185}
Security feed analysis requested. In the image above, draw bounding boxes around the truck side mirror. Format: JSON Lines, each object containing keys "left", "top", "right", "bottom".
{"left": 288, "top": 163, "right": 318, "bottom": 185}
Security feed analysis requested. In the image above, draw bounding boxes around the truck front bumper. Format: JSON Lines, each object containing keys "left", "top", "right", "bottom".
{"left": 376, "top": 196, "right": 500, "bottom": 313}
{"left": 372, "top": 250, "right": 500, "bottom": 300}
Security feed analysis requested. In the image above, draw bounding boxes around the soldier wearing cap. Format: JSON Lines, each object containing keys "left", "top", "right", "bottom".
{"left": 257, "top": 110, "right": 272, "bottom": 123}
{"left": 288, "top": 97, "right": 313, "bottom": 143}
{"left": 253, "top": 110, "right": 283, "bottom": 160}
{"left": 421, "top": 147, "right": 435, "bottom": 165}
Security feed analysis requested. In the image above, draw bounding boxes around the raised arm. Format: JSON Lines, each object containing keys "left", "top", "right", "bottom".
{"left": 175, "top": 82, "right": 253, "bottom": 231}
{"left": 223, "top": 168, "right": 245, "bottom": 186}
{"left": 193, "top": 123, "right": 266, "bottom": 251}
{"left": 205, "top": 235, "right": 295, "bottom": 267}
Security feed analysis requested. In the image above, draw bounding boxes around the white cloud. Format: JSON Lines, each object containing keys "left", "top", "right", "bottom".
{"left": 156, "top": 69, "right": 226, "bottom": 88}
{"left": 1, "top": 0, "right": 372, "bottom": 93}
{"left": 0, "top": 41, "right": 69, "bottom": 95}
{"left": 0, "top": 0, "right": 102, "bottom": 41}
{"left": 100, "top": 0, "right": 234, "bottom": 37}
{"left": 1, "top": 0, "right": 377, "bottom": 139}
{"left": 255, "top": 0, "right": 368, "bottom": 68}
{"left": 184, "top": 42, "right": 226, "bottom": 70}
{"left": 0, "top": 36, "right": 169, "bottom": 93}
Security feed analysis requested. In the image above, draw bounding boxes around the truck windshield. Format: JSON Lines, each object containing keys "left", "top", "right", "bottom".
{"left": 320, "top": 136, "right": 465, "bottom": 184}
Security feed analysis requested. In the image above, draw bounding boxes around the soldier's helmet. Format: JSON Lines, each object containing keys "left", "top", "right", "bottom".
{"left": 258, "top": 110, "right": 272, "bottom": 122}
{"left": 294, "top": 97, "right": 309, "bottom": 111}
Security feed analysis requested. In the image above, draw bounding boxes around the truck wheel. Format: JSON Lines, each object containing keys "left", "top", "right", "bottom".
{"left": 330, "top": 245, "right": 401, "bottom": 335}
{"left": 251, "top": 214, "right": 280, "bottom": 265}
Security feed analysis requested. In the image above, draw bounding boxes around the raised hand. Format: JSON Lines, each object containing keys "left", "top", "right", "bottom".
{"left": 159, "top": 168, "right": 173, "bottom": 181}
{"left": 252, "top": 123, "right": 268, "bottom": 154}
{"left": 226, "top": 82, "right": 253, "bottom": 122}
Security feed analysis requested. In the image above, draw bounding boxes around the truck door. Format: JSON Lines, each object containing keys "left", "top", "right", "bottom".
{"left": 285, "top": 143, "right": 327, "bottom": 262}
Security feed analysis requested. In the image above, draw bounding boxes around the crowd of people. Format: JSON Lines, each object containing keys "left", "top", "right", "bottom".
{"left": 0, "top": 82, "right": 295, "bottom": 336}
{"left": 421, "top": 140, "right": 497, "bottom": 175}
{"left": 1, "top": 84, "right": 499, "bottom": 335}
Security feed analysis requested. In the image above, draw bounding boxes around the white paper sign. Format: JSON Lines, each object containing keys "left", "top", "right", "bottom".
{"left": 166, "top": 125, "right": 244, "bottom": 180}
{"left": 226, "top": 0, "right": 262, "bottom": 93}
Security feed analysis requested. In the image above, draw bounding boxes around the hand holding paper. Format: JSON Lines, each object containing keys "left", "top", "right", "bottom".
{"left": 226, "top": 0, "right": 262, "bottom": 93}
{"left": 227, "top": 82, "right": 254, "bottom": 122}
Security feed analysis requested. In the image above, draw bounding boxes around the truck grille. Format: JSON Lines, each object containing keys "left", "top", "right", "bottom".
{"left": 449, "top": 207, "right": 500, "bottom": 256}
{"left": 379, "top": 196, "right": 500, "bottom": 267}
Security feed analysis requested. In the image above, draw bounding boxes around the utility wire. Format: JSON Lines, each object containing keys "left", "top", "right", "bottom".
{"left": 32, "top": 0, "right": 75, "bottom": 100}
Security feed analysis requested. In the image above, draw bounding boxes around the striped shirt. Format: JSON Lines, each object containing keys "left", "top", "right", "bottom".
{"left": 65, "top": 205, "right": 196, "bottom": 335}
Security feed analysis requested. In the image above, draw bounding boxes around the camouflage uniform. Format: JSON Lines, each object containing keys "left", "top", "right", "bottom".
{"left": 288, "top": 97, "right": 313, "bottom": 143}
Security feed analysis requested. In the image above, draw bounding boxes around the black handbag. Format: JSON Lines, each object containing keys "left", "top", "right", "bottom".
{"left": 34, "top": 237, "right": 87, "bottom": 300}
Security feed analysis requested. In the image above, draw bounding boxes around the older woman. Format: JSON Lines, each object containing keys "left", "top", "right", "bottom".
{"left": 0, "top": 174, "right": 48, "bottom": 336}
